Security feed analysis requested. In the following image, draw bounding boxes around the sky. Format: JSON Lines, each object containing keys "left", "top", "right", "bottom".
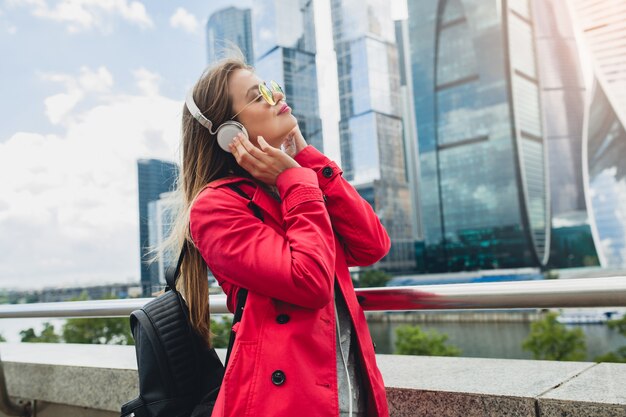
{"left": 0, "top": 0, "right": 407, "bottom": 290}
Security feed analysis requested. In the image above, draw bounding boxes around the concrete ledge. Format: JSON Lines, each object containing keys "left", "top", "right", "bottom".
{"left": 1, "top": 343, "right": 625, "bottom": 416}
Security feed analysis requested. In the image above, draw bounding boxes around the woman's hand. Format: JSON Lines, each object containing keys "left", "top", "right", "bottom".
{"left": 281, "top": 125, "right": 308, "bottom": 159}
{"left": 229, "top": 133, "right": 300, "bottom": 185}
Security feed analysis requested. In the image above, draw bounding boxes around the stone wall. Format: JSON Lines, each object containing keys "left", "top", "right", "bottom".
{"left": 0, "top": 343, "right": 624, "bottom": 417}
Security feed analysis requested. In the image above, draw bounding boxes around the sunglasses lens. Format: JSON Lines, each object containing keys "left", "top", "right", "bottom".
{"left": 259, "top": 83, "right": 276, "bottom": 105}
{"left": 270, "top": 80, "right": 284, "bottom": 96}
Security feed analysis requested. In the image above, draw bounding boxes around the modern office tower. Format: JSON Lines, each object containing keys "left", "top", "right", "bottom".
{"left": 206, "top": 7, "right": 254, "bottom": 65}
{"left": 568, "top": 0, "right": 626, "bottom": 120}
{"left": 532, "top": 0, "right": 600, "bottom": 268}
{"left": 148, "top": 192, "right": 177, "bottom": 287}
{"left": 137, "top": 159, "right": 178, "bottom": 296}
{"left": 407, "top": 0, "right": 550, "bottom": 272}
{"left": 251, "top": 0, "right": 324, "bottom": 152}
{"left": 583, "top": 75, "right": 626, "bottom": 268}
{"left": 395, "top": 19, "right": 423, "bottom": 246}
{"left": 330, "top": 0, "right": 416, "bottom": 272}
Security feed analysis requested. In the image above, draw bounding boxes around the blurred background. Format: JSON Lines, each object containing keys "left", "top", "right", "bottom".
{"left": 1, "top": 0, "right": 625, "bottom": 361}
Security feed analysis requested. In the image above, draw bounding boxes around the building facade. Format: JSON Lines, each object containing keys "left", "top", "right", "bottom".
{"left": 147, "top": 192, "right": 178, "bottom": 288}
{"left": 137, "top": 159, "right": 178, "bottom": 296}
{"left": 583, "top": 75, "right": 626, "bottom": 268}
{"left": 531, "top": 0, "right": 600, "bottom": 268}
{"left": 206, "top": 7, "right": 254, "bottom": 65}
{"left": 250, "top": 0, "right": 324, "bottom": 151}
{"left": 407, "top": 0, "right": 550, "bottom": 272}
{"left": 330, "top": 0, "right": 416, "bottom": 272}
{"left": 568, "top": 0, "right": 626, "bottom": 120}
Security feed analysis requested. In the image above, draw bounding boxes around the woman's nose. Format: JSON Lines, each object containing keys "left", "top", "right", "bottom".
{"left": 272, "top": 90, "right": 285, "bottom": 104}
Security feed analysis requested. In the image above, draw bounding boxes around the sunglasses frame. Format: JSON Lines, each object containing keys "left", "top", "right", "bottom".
{"left": 231, "top": 80, "right": 284, "bottom": 120}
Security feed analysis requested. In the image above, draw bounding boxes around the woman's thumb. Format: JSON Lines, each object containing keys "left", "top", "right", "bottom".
{"left": 257, "top": 136, "right": 269, "bottom": 150}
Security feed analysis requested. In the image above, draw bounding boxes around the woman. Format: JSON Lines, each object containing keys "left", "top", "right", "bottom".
{"left": 169, "top": 54, "right": 391, "bottom": 417}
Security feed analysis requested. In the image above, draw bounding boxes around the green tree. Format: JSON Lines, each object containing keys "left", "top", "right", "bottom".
{"left": 544, "top": 270, "right": 559, "bottom": 280}
{"left": 0, "top": 333, "right": 6, "bottom": 342}
{"left": 63, "top": 317, "right": 134, "bottom": 345}
{"left": 210, "top": 316, "right": 233, "bottom": 348}
{"left": 522, "top": 312, "right": 586, "bottom": 361}
{"left": 61, "top": 292, "right": 134, "bottom": 345}
{"left": 359, "top": 270, "right": 391, "bottom": 288}
{"left": 20, "top": 322, "right": 61, "bottom": 343}
{"left": 395, "top": 325, "right": 461, "bottom": 356}
{"left": 594, "top": 315, "right": 626, "bottom": 363}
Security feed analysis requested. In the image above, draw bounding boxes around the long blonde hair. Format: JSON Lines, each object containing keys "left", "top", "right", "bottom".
{"left": 163, "top": 53, "right": 252, "bottom": 347}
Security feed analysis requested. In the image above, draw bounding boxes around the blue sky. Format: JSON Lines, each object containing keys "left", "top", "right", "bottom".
{"left": 0, "top": 0, "right": 260, "bottom": 290}
{"left": 0, "top": 1, "right": 244, "bottom": 140}
{"left": 0, "top": 0, "right": 405, "bottom": 290}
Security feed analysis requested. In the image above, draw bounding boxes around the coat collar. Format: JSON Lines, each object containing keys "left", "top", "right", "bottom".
{"left": 207, "top": 176, "right": 282, "bottom": 225}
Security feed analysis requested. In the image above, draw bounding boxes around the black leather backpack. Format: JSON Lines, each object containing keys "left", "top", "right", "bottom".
{"left": 121, "top": 183, "right": 258, "bottom": 417}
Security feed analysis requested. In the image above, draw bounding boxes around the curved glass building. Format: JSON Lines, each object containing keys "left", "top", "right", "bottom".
{"left": 584, "top": 75, "right": 626, "bottom": 268}
{"left": 407, "top": 0, "right": 550, "bottom": 272}
{"left": 531, "top": 0, "right": 601, "bottom": 268}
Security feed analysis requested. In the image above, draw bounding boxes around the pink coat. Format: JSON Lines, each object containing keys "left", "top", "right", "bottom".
{"left": 190, "top": 145, "right": 391, "bottom": 417}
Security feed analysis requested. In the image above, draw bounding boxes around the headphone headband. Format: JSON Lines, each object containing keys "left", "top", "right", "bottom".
{"left": 185, "top": 89, "right": 217, "bottom": 135}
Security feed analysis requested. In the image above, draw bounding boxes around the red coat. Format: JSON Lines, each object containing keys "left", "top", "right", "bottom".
{"left": 190, "top": 145, "right": 391, "bottom": 417}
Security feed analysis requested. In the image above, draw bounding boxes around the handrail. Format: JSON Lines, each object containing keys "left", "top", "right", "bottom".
{"left": 0, "top": 277, "right": 625, "bottom": 319}
{"left": 2, "top": 277, "right": 624, "bottom": 416}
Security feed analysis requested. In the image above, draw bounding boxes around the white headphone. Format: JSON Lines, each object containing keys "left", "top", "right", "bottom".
{"left": 185, "top": 89, "right": 249, "bottom": 153}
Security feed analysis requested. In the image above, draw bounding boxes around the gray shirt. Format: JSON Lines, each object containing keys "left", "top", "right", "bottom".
{"left": 335, "top": 282, "right": 367, "bottom": 416}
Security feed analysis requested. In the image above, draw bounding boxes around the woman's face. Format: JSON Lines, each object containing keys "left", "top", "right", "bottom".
{"left": 228, "top": 69, "right": 297, "bottom": 148}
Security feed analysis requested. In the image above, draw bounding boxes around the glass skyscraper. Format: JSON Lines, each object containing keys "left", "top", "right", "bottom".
{"left": 148, "top": 192, "right": 177, "bottom": 287}
{"left": 330, "top": 0, "right": 416, "bottom": 272}
{"left": 532, "top": 0, "right": 600, "bottom": 268}
{"left": 568, "top": 0, "right": 626, "bottom": 268}
{"left": 569, "top": 0, "right": 626, "bottom": 120}
{"left": 137, "top": 159, "right": 178, "bottom": 296}
{"left": 584, "top": 75, "right": 626, "bottom": 268}
{"left": 206, "top": 7, "right": 254, "bottom": 65}
{"left": 407, "top": 0, "right": 549, "bottom": 272}
{"left": 251, "top": 0, "right": 323, "bottom": 152}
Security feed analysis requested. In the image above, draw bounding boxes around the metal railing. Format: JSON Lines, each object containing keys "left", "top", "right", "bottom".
{"left": 1, "top": 277, "right": 625, "bottom": 319}
{"left": 0, "top": 276, "right": 625, "bottom": 416}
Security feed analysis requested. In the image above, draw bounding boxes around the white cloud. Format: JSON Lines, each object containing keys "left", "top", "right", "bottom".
{"left": 132, "top": 67, "right": 161, "bottom": 96}
{"left": 169, "top": 7, "right": 198, "bottom": 34}
{"left": 39, "top": 66, "right": 114, "bottom": 125}
{"left": 0, "top": 67, "right": 182, "bottom": 289}
{"left": 7, "top": 0, "right": 154, "bottom": 33}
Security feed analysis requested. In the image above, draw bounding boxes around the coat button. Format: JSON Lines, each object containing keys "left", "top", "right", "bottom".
{"left": 276, "top": 314, "right": 290, "bottom": 324}
{"left": 322, "top": 167, "right": 333, "bottom": 178}
{"left": 271, "top": 370, "right": 286, "bottom": 386}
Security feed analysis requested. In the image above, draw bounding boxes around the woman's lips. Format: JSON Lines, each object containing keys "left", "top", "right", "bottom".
{"left": 278, "top": 104, "right": 291, "bottom": 114}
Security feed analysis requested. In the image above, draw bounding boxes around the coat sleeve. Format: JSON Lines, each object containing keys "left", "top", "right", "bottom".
{"left": 190, "top": 168, "right": 336, "bottom": 310}
{"left": 294, "top": 145, "right": 391, "bottom": 267}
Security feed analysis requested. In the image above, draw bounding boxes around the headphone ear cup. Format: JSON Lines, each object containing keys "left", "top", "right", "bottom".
{"left": 216, "top": 122, "right": 248, "bottom": 153}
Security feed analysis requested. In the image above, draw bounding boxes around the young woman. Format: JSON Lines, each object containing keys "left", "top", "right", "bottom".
{"left": 168, "top": 54, "right": 391, "bottom": 417}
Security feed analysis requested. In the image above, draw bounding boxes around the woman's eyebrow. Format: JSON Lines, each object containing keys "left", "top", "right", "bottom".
{"left": 246, "top": 85, "right": 258, "bottom": 98}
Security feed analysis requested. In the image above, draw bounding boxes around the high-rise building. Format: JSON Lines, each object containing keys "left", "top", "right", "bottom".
{"left": 407, "top": 0, "right": 550, "bottom": 272}
{"left": 532, "top": 0, "right": 600, "bottom": 268}
{"left": 583, "top": 74, "right": 626, "bottom": 268}
{"left": 330, "top": 0, "right": 416, "bottom": 272}
{"left": 251, "top": 0, "right": 324, "bottom": 152}
{"left": 395, "top": 19, "right": 423, "bottom": 245}
{"left": 206, "top": 7, "right": 254, "bottom": 65}
{"left": 137, "top": 159, "right": 178, "bottom": 296}
{"left": 148, "top": 192, "right": 178, "bottom": 287}
{"left": 566, "top": 0, "right": 626, "bottom": 268}
{"left": 568, "top": 0, "right": 626, "bottom": 120}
